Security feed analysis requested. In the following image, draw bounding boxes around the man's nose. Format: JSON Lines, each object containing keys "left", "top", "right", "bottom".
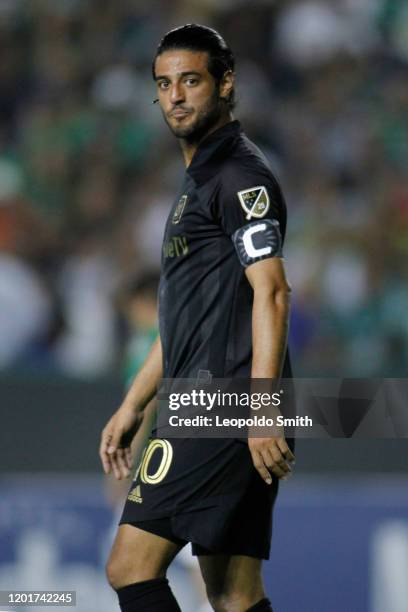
{"left": 170, "top": 83, "right": 185, "bottom": 104}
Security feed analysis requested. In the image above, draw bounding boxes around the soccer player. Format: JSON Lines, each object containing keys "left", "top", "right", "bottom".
{"left": 100, "top": 24, "right": 295, "bottom": 612}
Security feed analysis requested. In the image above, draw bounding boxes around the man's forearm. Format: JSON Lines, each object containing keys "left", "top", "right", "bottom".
{"left": 121, "top": 336, "right": 163, "bottom": 412}
{"left": 251, "top": 288, "right": 290, "bottom": 379}
{"left": 247, "top": 284, "right": 295, "bottom": 485}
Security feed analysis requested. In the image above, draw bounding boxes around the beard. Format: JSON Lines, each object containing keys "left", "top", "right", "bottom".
{"left": 164, "top": 89, "right": 224, "bottom": 143}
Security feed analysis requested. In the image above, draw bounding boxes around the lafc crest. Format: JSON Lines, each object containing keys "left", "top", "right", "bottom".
{"left": 172, "top": 195, "right": 188, "bottom": 224}
{"left": 237, "top": 186, "right": 269, "bottom": 220}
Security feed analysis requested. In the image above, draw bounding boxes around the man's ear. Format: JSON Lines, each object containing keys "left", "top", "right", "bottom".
{"left": 220, "top": 70, "right": 235, "bottom": 103}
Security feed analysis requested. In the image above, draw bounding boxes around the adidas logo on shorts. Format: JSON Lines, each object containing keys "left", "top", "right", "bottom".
{"left": 128, "top": 485, "right": 143, "bottom": 504}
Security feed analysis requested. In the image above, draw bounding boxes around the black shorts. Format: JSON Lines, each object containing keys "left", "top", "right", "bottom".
{"left": 119, "top": 437, "right": 281, "bottom": 560}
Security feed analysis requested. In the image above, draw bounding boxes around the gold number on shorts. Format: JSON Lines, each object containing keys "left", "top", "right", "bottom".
{"left": 139, "top": 439, "right": 173, "bottom": 485}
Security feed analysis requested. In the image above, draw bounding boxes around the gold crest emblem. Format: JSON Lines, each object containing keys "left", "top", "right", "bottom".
{"left": 237, "top": 186, "right": 270, "bottom": 220}
{"left": 172, "top": 195, "right": 188, "bottom": 224}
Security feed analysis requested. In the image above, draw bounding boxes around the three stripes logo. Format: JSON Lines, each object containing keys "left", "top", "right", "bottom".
{"left": 128, "top": 484, "right": 143, "bottom": 503}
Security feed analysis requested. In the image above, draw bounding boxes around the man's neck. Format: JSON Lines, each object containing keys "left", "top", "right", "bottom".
{"left": 180, "top": 113, "right": 234, "bottom": 167}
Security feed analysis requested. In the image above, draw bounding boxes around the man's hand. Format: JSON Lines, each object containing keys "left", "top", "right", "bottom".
{"left": 248, "top": 436, "right": 295, "bottom": 485}
{"left": 99, "top": 406, "right": 143, "bottom": 480}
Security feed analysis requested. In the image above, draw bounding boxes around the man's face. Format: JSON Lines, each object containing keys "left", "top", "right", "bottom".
{"left": 154, "top": 49, "right": 225, "bottom": 141}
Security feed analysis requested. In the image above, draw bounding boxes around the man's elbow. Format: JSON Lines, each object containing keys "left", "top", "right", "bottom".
{"left": 274, "top": 284, "right": 291, "bottom": 309}
{"left": 254, "top": 281, "right": 292, "bottom": 306}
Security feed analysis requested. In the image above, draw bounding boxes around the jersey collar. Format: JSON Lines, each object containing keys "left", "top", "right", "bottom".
{"left": 187, "top": 120, "right": 242, "bottom": 184}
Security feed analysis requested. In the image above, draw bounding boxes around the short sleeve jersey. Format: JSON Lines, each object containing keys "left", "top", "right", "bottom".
{"left": 159, "top": 120, "right": 292, "bottom": 379}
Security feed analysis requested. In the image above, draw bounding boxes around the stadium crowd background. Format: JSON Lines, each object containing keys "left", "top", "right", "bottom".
{"left": 0, "top": 0, "right": 407, "bottom": 380}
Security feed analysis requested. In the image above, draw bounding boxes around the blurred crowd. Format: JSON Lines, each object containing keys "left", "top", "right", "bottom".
{"left": 0, "top": 0, "right": 407, "bottom": 378}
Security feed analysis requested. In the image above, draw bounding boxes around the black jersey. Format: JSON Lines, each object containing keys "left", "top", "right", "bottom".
{"left": 159, "top": 120, "right": 291, "bottom": 379}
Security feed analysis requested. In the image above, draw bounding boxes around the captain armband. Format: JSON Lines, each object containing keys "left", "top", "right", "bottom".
{"left": 232, "top": 219, "right": 282, "bottom": 267}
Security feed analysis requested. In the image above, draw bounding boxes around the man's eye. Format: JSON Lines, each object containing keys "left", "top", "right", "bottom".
{"left": 159, "top": 81, "right": 170, "bottom": 90}
{"left": 185, "top": 78, "right": 198, "bottom": 86}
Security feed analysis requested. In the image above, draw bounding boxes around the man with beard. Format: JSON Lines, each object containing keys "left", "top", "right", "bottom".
{"left": 100, "top": 24, "right": 295, "bottom": 612}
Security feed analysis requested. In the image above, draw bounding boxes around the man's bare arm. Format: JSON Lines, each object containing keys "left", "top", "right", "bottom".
{"left": 121, "top": 336, "right": 163, "bottom": 412}
{"left": 245, "top": 258, "right": 295, "bottom": 484}
{"left": 99, "top": 336, "right": 163, "bottom": 480}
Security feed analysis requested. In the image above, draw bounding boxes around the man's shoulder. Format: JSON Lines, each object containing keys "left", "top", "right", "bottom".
{"left": 217, "top": 133, "right": 280, "bottom": 192}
